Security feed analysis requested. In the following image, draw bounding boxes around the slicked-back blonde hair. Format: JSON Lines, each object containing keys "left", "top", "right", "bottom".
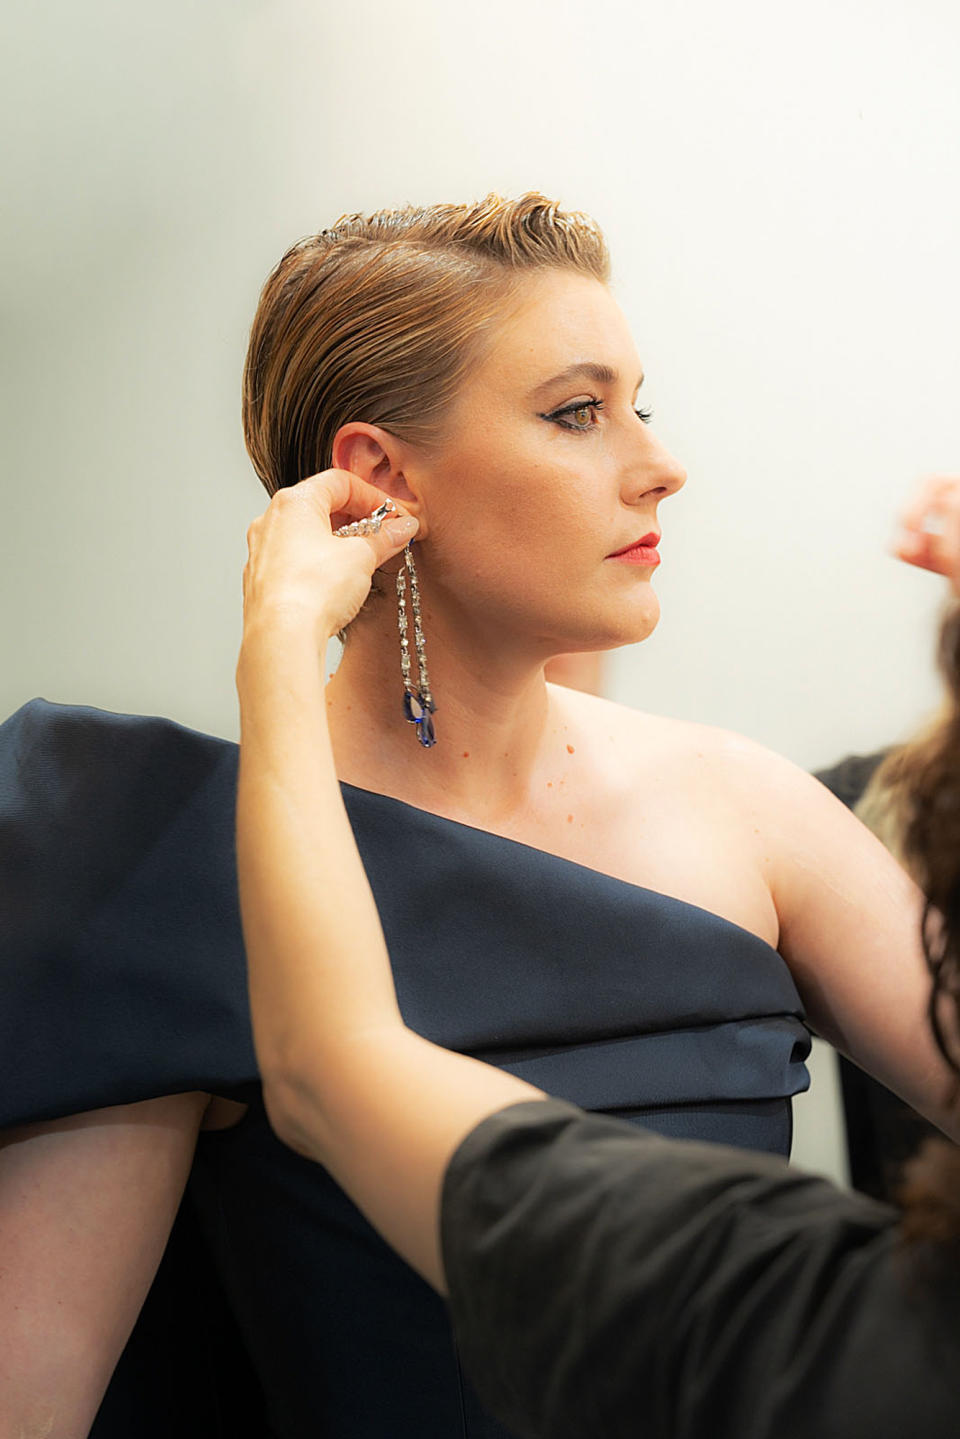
{"left": 242, "top": 192, "right": 610, "bottom": 496}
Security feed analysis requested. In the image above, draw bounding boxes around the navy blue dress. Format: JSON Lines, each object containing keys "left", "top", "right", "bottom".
{"left": 0, "top": 698, "right": 812, "bottom": 1437}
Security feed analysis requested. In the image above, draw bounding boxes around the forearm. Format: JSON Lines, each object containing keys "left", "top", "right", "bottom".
{"left": 274, "top": 1026, "right": 546, "bottom": 1291}
{"left": 235, "top": 620, "right": 403, "bottom": 1071}
{"left": 235, "top": 621, "right": 545, "bottom": 1290}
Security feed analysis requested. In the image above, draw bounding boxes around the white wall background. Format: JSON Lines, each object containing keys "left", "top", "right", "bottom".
{"left": 3, "top": 0, "right": 958, "bottom": 1183}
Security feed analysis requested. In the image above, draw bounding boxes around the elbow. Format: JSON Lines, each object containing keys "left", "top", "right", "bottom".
{"left": 259, "top": 1026, "right": 403, "bottom": 1163}
{"left": 260, "top": 1072, "right": 327, "bottom": 1161}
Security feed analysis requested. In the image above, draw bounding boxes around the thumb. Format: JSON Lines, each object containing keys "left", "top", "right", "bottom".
{"left": 378, "top": 513, "right": 420, "bottom": 552}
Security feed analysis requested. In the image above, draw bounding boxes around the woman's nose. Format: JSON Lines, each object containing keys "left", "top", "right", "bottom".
{"left": 623, "top": 430, "right": 687, "bottom": 503}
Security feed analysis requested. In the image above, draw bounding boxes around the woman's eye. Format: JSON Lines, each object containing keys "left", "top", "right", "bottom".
{"left": 547, "top": 399, "right": 604, "bottom": 432}
{"left": 542, "top": 399, "right": 654, "bottom": 432}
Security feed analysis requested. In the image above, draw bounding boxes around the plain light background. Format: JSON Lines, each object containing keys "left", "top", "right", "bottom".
{"left": 3, "top": 0, "right": 959, "bottom": 1183}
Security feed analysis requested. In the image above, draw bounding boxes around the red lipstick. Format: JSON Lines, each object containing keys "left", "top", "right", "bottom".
{"left": 607, "top": 532, "right": 661, "bottom": 566}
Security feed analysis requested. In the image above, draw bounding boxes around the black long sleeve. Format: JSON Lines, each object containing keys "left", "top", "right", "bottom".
{"left": 441, "top": 1099, "right": 958, "bottom": 1439}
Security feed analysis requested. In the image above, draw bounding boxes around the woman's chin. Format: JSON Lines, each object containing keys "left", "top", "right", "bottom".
{"left": 565, "top": 599, "right": 660, "bottom": 653}
{"left": 603, "top": 591, "right": 661, "bottom": 648}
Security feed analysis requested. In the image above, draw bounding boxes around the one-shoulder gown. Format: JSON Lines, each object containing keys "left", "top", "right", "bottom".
{"left": 0, "top": 699, "right": 811, "bottom": 1438}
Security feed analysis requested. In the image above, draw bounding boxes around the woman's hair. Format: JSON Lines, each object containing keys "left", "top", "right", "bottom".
{"left": 860, "top": 603, "right": 960, "bottom": 1246}
{"left": 854, "top": 699, "right": 954, "bottom": 873}
{"left": 241, "top": 192, "right": 610, "bottom": 497}
{"left": 888, "top": 602, "right": 960, "bottom": 1247}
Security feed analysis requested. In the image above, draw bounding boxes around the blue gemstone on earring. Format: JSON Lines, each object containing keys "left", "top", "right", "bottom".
{"left": 421, "top": 693, "right": 437, "bottom": 713}
{"left": 403, "top": 690, "right": 424, "bottom": 723}
{"left": 417, "top": 711, "right": 437, "bottom": 747}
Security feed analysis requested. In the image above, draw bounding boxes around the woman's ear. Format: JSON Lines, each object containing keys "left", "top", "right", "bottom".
{"left": 331, "top": 423, "right": 419, "bottom": 511}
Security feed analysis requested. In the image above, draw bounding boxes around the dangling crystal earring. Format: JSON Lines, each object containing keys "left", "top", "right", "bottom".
{"left": 396, "top": 542, "right": 437, "bottom": 748}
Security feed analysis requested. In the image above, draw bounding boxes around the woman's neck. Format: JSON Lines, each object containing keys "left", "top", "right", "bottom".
{"left": 324, "top": 597, "right": 562, "bottom": 823}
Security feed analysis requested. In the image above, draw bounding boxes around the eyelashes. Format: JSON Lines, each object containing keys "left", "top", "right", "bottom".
{"left": 543, "top": 397, "right": 654, "bottom": 433}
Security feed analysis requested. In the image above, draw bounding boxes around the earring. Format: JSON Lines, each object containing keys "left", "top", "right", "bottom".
{"left": 333, "top": 499, "right": 398, "bottom": 538}
{"left": 396, "top": 542, "right": 437, "bottom": 748}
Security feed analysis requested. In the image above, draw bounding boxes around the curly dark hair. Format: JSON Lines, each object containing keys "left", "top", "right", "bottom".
{"left": 891, "top": 601, "right": 960, "bottom": 1245}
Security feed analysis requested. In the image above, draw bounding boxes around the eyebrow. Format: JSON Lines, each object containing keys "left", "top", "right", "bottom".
{"left": 529, "top": 362, "right": 645, "bottom": 400}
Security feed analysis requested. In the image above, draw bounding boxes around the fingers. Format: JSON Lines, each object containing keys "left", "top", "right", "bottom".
{"left": 314, "top": 467, "right": 420, "bottom": 565}
{"left": 334, "top": 509, "right": 419, "bottom": 563}
{"left": 897, "top": 474, "right": 959, "bottom": 533}
{"left": 253, "top": 471, "right": 415, "bottom": 540}
{"left": 304, "top": 469, "right": 400, "bottom": 532}
{"left": 892, "top": 531, "right": 953, "bottom": 578}
{"left": 893, "top": 474, "right": 960, "bottom": 591}
{"left": 372, "top": 512, "right": 419, "bottom": 560}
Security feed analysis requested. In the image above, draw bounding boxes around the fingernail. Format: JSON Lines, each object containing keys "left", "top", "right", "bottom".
{"left": 384, "top": 515, "right": 418, "bottom": 542}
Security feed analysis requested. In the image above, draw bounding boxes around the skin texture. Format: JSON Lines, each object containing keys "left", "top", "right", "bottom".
{"left": 0, "top": 1092, "right": 209, "bottom": 1436}
{"left": 542, "top": 650, "right": 607, "bottom": 695}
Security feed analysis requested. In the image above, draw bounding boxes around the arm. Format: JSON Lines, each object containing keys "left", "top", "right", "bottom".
{"left": 236, "top": 621, "right": 545, "bottom": 1293}
{"left": 235, "top": 473, "right": 547, "bottom": 1293}
{"left": 712, "top": 727, "right": 960, "bottom": 1142}
{"left": 0, "top": 1092, "right": 208, "bottom": 1439}
{"left": 441, "top": 1099, "right": 951, "bottom": 1439}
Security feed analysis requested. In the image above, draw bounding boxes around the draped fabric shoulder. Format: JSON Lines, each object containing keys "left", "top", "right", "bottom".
{"left": 0, "top": 696, "right": 258, "bottom": 1128}
{"left": 1, "top": 695, "right": 810, "bottom": 1142}
{"left": 1, "top": 696, "right": 815, "bottom": 1438}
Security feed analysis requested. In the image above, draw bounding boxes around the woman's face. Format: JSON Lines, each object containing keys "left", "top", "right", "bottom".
{"left": 409, "top": 269, "right": 687, "bottom": 657}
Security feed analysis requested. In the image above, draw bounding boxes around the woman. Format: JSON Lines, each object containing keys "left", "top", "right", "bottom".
{"left": 233, "top": 468, "right": 960, "bottom": 1438}
{"left": 0, "top": 194, "right": 953, "bottom": 1437}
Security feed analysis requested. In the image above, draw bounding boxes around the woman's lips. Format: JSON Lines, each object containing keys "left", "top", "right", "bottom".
{"left": 611, "top": 545, "right": 660, "bottom": 566}
{"left": 607, "top": 532, "right": 661, "bottom": 566}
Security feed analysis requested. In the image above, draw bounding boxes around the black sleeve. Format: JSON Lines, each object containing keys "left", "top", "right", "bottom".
{"left": 0, "top": 697, "right": 259, "bottom": 1127}
{"left": 441, "top": 1099, "right": 958, "bottom": 1439}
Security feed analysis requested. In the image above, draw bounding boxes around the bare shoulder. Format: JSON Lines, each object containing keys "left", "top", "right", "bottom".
{"left": 547, "top": 682, "right": 713, "bottom": 756}
{"left": 549, "top": 682, "right": 866, "bottom": 868}
{"left": 547, "top": 682, "right": 777, "bottom": 786}
{"left": 644, "top": 716, "right": 875, "bottom": 865}
{"left": 681, "top": 722, "right": 924, "bottom": 960}
{"left": 690, "top": 722, "right": 879, "bottom": 842}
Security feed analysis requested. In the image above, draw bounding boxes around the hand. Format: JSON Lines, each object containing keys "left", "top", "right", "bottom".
{"left": 241, "top": 470, "right": 418, "bottom": 646}
{"left": 892, "top": 474, "right": 960, "bottom": 597}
